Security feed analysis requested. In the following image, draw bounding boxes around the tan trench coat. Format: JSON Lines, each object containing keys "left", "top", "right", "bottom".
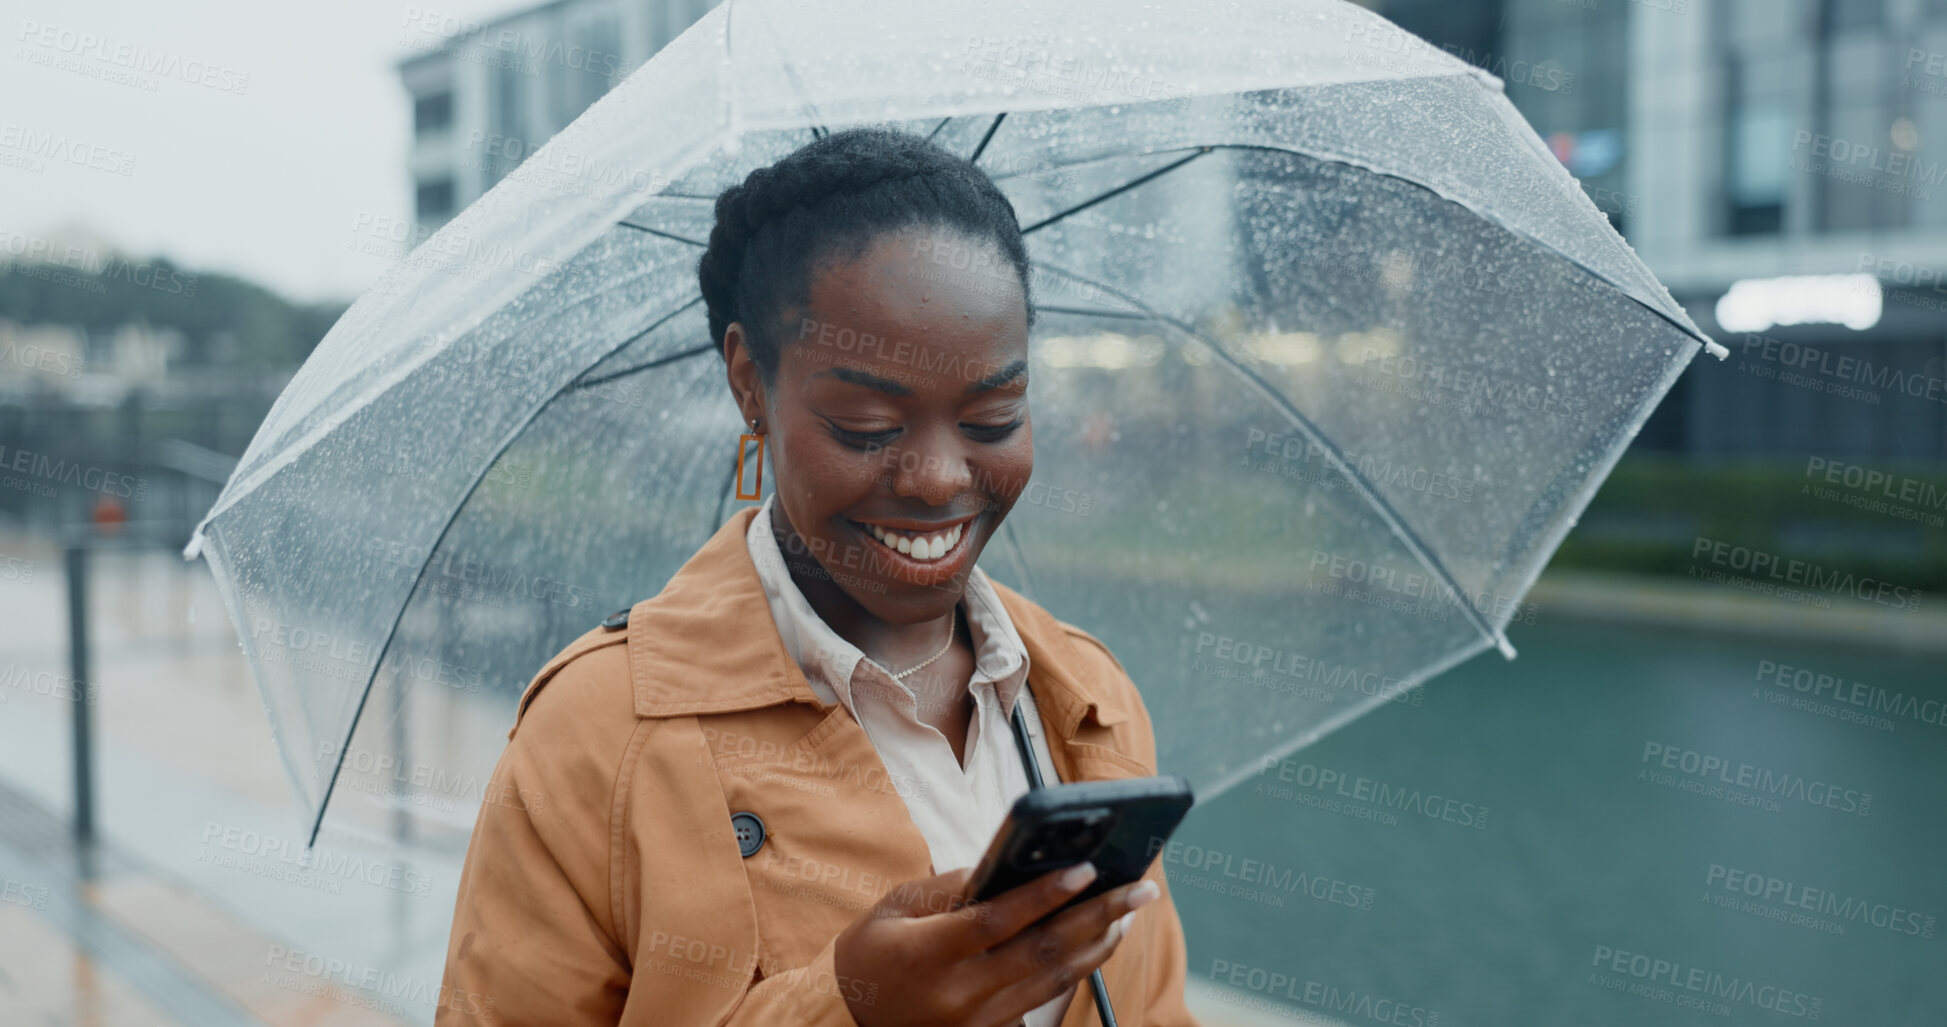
{"left": 436, "top": 505, "right": 1199, "bottom": 1026}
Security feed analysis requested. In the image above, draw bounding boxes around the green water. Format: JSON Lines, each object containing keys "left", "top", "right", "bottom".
{"left": 1171, "top": 618, "right": 1945, "bottom": 1026}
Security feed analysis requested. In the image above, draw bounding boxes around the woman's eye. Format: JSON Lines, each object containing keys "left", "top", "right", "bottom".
{"left": 828, "top": 424, "right": 899, "bottom": 448}
{"left": 963, "top": 417, "right": 1025, "bottom": 441}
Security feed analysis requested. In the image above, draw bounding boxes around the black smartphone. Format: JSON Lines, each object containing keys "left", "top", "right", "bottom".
{"left": 965, "top": 775, "right": 1195, "bottom": 915}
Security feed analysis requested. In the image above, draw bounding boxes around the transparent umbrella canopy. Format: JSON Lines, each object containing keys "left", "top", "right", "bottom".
{"left": 187, "top": 0, "right": 1720, "bottom": 851}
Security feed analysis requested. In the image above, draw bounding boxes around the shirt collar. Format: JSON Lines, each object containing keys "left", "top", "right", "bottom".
{"left": 744, "top": 494, "right": 1032, "bottom": 717}
{"left": 595, "top": 504, "right": 1127, "bottom": 737}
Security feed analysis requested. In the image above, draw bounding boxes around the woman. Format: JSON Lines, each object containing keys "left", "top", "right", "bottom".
{"left": 437, "top": 127, "right": 1199, "bottom": 1027}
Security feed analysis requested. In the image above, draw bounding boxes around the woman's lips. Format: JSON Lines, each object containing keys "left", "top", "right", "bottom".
{"left": 844, "top": 514, "right": 980, "bottom": 586}
{"left": 852, "top": 518, "right": 968, "bottom": 562}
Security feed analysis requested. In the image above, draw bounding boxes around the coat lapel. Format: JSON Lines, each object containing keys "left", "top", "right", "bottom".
{"left": 619, "top": 507, "right": 1158, "bottom": 1019}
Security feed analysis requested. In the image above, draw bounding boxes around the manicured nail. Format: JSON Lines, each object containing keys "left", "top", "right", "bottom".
{"left": 1127, "top": 880, "right": 1160, "bottom": 909}
{"left": 1061, "top": 862, "right": 1098, "bottom": 890}
{"left": 1110, "top": 911, "right": 1135, "bottom": 942}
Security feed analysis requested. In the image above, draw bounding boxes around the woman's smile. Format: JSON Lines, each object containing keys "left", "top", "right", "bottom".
{"left": 844, "top": 511, "right": 982, "bottom": 585}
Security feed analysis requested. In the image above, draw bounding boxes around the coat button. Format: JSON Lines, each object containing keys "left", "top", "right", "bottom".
{"left": 731, "top": 812, "right": 766, "bottom": 858}
{"left": 600, "top": 608, "right": 631, "bottom": 631}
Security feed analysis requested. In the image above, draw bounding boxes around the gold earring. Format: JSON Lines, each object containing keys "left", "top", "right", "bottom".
{"left": 736, "top": 419, "right": 764, "bottom": 500}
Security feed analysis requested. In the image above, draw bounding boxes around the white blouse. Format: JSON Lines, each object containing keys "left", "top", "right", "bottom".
{"left": 744, "top": 493, "right": 1077, "bottom": 1027}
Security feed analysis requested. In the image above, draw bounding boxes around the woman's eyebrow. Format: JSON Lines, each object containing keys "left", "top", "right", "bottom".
{"left": 816, "top": 358, "right": 1029, "bottom": 397}
{"left": 819, "top": 366, "right": 912, "bottom": 396}
{"left": 965, "top": 359, "right": 1028, "bottom": 395}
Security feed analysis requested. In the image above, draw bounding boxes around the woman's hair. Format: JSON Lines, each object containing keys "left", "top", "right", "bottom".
{"left": 698, "top": 126, "right": 1035, "bottom": 386}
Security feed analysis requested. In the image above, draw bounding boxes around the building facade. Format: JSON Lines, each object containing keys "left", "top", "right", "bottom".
{"left": 397, "top": 0, "right": 717, "bottom": 230}
{"left": 1379, "top": 0, "right": 1947, "bottom": 463}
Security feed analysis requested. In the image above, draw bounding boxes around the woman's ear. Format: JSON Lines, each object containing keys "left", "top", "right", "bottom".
{"left": 722, "top": 322, "right": 768, "bottom": 429}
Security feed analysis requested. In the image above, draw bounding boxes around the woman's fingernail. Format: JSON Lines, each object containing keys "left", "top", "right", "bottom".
{"left": 1061, "top": 862, "right": 1098, "bottom": 890}
{"left": 1111, "top": 911, "right": 1135, "bottom": 942}
{"left": 1128, "top": 880, "right": 1160, "bottom": 909}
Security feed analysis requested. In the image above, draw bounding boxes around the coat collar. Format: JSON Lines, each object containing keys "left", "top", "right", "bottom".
{"left": 625, "top": 506, "right": 1127, "bottom": 740}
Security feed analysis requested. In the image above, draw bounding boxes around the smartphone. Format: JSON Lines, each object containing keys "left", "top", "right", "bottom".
{"left": 964, "top": 775, "right": 1195, "bottom": 915}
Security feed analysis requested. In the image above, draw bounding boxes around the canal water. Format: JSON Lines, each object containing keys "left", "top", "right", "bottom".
{"left": 1171, "top": 616, "right": 1946, "bottom": 1026}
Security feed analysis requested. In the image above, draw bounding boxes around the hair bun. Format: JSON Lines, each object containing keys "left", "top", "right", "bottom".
{"left": 696, "top": 126, "right": 1033, "bottom": 381}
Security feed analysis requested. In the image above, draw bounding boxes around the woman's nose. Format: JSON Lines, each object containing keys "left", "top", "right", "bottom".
{"left": 885, "top": 440, "right": 973, "bottom": 506}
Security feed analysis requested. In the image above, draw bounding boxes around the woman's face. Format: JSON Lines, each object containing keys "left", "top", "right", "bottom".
{"left": 725, "top": 225, "right": 1033, "bottom": 625}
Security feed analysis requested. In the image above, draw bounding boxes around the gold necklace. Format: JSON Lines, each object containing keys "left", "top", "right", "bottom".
{"left": 888, "top": 609, "right": 956, "bottom": 680}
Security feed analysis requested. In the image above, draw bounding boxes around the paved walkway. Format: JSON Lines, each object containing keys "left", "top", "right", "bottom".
{"left": 0, "top": 525, "right": 1318, "bottom": 1027}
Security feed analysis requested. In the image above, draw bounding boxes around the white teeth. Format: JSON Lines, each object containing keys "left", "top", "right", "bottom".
{"left": 862, "top": 521, "right": 966, "bottom": 563}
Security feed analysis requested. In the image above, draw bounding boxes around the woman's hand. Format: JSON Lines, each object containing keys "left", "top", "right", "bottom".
{"left": 832, "top": 861, "right": 1160, "bottom": 1027}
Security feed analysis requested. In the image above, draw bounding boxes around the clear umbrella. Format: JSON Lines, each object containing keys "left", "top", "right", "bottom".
{"left": 187, "top": 0, "right": 1720, "bottom": 852}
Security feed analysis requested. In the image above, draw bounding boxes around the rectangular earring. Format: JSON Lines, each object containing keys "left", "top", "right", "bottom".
{"left": 735, "top": 432, "right": 764, "bottom": 501}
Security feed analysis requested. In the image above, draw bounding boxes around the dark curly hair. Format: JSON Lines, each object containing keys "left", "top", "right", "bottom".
{"left": 697, "top": 126, "right": 1035, "bottom": 386}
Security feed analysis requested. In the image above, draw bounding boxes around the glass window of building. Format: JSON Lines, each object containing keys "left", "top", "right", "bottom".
{"left": 488, "top": 62, "right": 526, "bottom": 187}
{"left": 413, "top": 91, "right": 453, "bottom": 137}
{"left": 1810, "top": 0, "right": 1913, "bottom": 232}
{"left": 416, "top": 178, "right": 456, "bottom": 223}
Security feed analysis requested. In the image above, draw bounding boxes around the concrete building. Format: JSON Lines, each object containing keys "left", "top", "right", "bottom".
{"left": 396, "top": 0, "right": 718, "bottom": 230}
{"left": 1632, "top": 0, "right": 1947, "bottom": 462}
{"left": 1378, "top": 0, "right": 1947, "bottom": 463}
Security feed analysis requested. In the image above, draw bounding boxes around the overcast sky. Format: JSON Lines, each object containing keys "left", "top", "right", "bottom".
{"left": 3, "top": 0, "right": 536, "bottom": 305}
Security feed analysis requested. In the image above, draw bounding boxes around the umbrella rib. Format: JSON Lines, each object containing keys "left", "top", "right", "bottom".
{"left": 968, "top": 112, "right": 1006, "bottom": 164}
{"left": 923, "top": 116, "right": 953, "bottom": 144}
{"left": 570, "top": 340, "right": 717, "bottom": 391}
{"left": 1020, "top": 148, "right": 1212, "bottom": 236}
{"left": 1029, "top": 259, "right": 1514, "bottom": 658}
{"left": 305, "top": 296, "right": 706, "bottom": 848}
{"left": 1035, "top": 304, "right": 1150, "bottom": 320}
{"left": 616, "top": 219, "right": 707, "bottom": 248}
{"left": 1207, "top": 141, "right": 1720, "bottom": 354}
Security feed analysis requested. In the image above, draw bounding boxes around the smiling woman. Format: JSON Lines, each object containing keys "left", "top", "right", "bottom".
{"left": 436, "top": 127, "right": 1199, "bottom": 1027}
